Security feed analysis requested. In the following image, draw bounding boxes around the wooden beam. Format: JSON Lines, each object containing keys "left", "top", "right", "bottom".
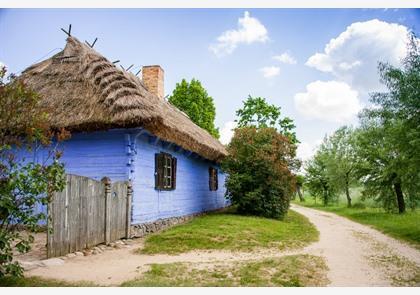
{"left": 184, "top": 150, "right": 193, "bottom": 157}
{"left": 149, "top": 135, "right": 160, "bottom": 146}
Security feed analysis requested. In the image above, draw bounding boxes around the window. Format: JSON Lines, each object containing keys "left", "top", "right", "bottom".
{"left": 155, "top": 153, "right": 177, "bottom": 190}
{"left": 209, "top": 167, "right": 218, "bottom": 191}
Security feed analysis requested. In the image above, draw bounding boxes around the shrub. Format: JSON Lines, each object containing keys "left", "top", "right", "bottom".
{"left": 0, "top": 67, "right": 68, "bottom": 278}
{"left": 222, "top": 127, "right": 299, "bottom": 219}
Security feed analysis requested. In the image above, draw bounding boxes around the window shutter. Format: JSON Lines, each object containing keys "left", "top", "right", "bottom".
{"left": 208, "top": 167, "right": 213, "bottom": 190}
{"left": 171, "top": 157, "right": 177, "bottom": 189}
{"left": 155, "top": 153, "right": 160, "bottom": 189}
{"left": 215, "top": 169, "right": 218, "bottom": 191}
{"left": 155, "top": 153, "right": 164, "bottom": 189}
{"left": 159, "top": 154, "right": 165, "bottom": 189}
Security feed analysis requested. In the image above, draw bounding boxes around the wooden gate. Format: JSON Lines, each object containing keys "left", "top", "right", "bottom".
{"left": 47, "top": 174, "right": 132, "bottom": 258}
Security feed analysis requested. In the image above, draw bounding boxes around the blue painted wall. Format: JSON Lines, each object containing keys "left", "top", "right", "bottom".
{"left": 15, "top": 128, "right": 228, "bottom": 225}
{"left": 130, "top": 132, "right": 228, "bottom": 224}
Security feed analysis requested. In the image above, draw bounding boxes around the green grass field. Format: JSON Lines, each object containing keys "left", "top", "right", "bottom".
{"left": 140, "top": 208, "right": 319, "bottom": 254}
{"left": 0, "top": 276, "right": 96, "bottom": 287}
{"left": 121, "top": 254, "right": 329, "bottom": 287}
{"left": 293, "top": 196, "right": 420, "bottom": 249}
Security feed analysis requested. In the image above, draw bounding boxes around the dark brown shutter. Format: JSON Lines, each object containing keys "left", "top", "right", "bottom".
{"left": 215, "top": 169, "right": 218, "bottom": 191}
{"left": 208, "top": 167, "right": 212, "bottom": 190}
{"left": 155, "top": 153, "right": 159, "bottom": 189}
{"left": 155, "top": 154, "right": 160, "bottom": 189}
{"left": 155, "top": 153, "right": 164, "bottom": 189}
{"left": 171, "top": 157, "right": 177, "bottom": 189}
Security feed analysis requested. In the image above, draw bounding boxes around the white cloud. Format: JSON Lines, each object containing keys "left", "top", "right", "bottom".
{"left": 294, "top": 80, "right": 362, "bottom": 123}
{"left": 219, "top": 121, "right": 237, "bottom": 145}
{"left": 306, "top": 19, "right": 411, "bottom": 92}
{"left": 297, "top": 140, "right": 322, "bottom": 162}
{"left": 273, "top": 52, "right": 297, "bottom": 64}
{"left": 210, "top": 11, "right": 269, "bottom": 56}
{"left": 259, "top": 66, "right": 280, "bottom": 78}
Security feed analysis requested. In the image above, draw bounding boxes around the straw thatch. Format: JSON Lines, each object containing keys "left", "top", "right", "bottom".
{"left": 19, "top": 37, "right": 227, "bottom": 162}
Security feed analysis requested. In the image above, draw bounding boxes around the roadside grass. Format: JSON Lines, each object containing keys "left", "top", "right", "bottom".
{"left": 0, "top": 276, "right": 96, "bottom": 287}
{"left": 139, "top": 208, "right": 319, "bottom": 255}
{"left": 293, "top": 197, "right": 420, "bottom": 249}
{"left": 121, "top": 254, "right": 329, "bottom": 287}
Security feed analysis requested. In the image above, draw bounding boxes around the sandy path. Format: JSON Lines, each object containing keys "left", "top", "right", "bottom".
{"left": 25, "top": 206, "right": 420, "bottom": 286}
{"left": 25, "top": 241, "right": 305, "bottom": 285}
{"left": 291, "top": 204, "right": 420, "bottom": 286}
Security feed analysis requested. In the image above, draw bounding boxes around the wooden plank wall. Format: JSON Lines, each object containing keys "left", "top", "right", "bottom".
{"left": 47, "top": 174, "right": 130, "bottom": 258}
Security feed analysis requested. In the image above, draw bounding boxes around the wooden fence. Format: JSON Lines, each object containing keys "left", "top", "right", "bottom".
{"left": 47, "top": 174, "right": 132, "bottom": 258}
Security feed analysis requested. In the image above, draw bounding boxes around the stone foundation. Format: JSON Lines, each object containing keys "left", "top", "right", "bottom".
{"left": 130, "top": 212, "right": 207, "bottom": 238}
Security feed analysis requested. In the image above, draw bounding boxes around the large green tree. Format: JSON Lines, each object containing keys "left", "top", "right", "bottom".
{"left": 0, "top": 67, "right": 68, "bottom": 278}
{"left": 324, "top": 126, "right": 359, "bottom": 207}
{"left": 168, "top": 79, "right": 219, "bottom": 139}
{"left": 357, "top": 33, "right": 420, "bottom": 213}
{"left": 222, "top": 96, "right": 299, "bottom": 219}
{"left": 305, "top": 139, "right": 338, "bottom": 206}
{"left": 235, "top": 95, "right": 298, "bottom": 144}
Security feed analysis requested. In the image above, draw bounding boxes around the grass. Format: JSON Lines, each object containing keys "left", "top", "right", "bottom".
{"left": 293, "top": 197, "right": 420, "bottom": 249}
{"left": 2, "top": 255, "right": 328, "bottom": 287}
{"left": 121, "top": 254, "right": 329, "bottom": 287}
{"left": 140, "top": 208, "right": 319, "bottom": 254}
{"left": 0, "top": 276, "right": 96, "bottom": 287}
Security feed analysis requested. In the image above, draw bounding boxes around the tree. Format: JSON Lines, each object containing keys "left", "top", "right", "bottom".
{"left": 0, "top": 67, "right": 68, "bottom": 278}
{"left": 305, "top": 138, "right": 338, "bottom": 206}
{"left": 295, "top": 174, "right": 305, "bottom": 202}
{"left": 235, "top": 95, "right": 298, "bottom": 144}
{"left": 354, "top": 120, "right": 408, "bottom": 213}
{"left": 222, "top": 127, "right": 299, "bottom": 219}
{"left": 323, "top": 126, "right": 359, "bottom": 207}
{"left": 168, "top": 79, "right": 220, "bottom": 138}
{"left": 357, "top": 33, "right": 420, "bottom": 213}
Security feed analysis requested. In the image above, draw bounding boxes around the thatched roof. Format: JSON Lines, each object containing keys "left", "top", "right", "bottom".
{"left": 19, "top": 37, "right": 227, "bottom": 162}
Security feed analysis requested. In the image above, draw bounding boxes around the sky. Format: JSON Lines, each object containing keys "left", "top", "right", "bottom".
{"left": 0, "top": 8, "right": 419, "bottom": 162}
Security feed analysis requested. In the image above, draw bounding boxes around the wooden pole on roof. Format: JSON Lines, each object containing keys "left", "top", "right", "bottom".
{"left": 60, "top": 24, "right": 72, "bottom": 37}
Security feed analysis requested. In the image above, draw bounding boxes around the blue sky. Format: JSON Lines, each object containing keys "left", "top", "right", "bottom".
{"left": 0, "top": 8, "right": 419, "bottom": 160}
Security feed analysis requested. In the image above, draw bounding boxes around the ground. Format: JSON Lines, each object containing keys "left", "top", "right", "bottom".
{"left": 2, "top": 206, "right": 420, "bottom": 287}
{"left": 291, "top": 204, "right": 420, "bottom": 286}
{"left": 293, "top": 198, "right": 420, "bottom": 248}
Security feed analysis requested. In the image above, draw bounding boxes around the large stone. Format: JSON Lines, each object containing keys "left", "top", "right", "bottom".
{"left": 66, "top": 253, "right": 77, "bottom": 258}
{"left": 18, "top": 261, "right": 40, "bottom": 271}
{"left": 75, "top": 251, "right": 84, "bottom": 256}
{"left": 40, "top": 258, "right": 64, "bottom": 267}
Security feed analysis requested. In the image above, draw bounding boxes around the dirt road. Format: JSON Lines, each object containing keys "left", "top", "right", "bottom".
{"left": 24, "top": 205, "right": 420, "bottom": 286}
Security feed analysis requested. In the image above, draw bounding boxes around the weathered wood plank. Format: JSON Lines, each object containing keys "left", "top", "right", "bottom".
{"left": 47, "top": 174, "right": 129, "bottom": 257}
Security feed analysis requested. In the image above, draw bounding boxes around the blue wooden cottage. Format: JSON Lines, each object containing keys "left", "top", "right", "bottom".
{"left": 19, "top": 37, "right": 228, "bottom": 234}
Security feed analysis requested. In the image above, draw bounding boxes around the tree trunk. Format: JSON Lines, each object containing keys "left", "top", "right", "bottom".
{"left": 345, "top": 176, "right": 352, "bottom": 208}
{"left": 297, "top": 185, "right": 304, "bottom": 202}
{"left": 393, "top": 181, "right": 405, "bottom": 214}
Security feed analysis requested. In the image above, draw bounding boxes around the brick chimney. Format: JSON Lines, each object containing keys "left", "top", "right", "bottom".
{"left": 142, "top": 65, "right": 164, "bottom": 99}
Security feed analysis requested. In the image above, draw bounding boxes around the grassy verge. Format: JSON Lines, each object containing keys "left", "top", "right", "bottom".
{"left": 122, "top": 254, "right": 329, "bottom": 287}
{"left": 140, "top": 208, "right": 319, "bottom": 255}
{"left": 293, "top": 199, "right": 420, "bottom": 249}
{"left": 0, "top": 276, "right": 96, "bottom": 287}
